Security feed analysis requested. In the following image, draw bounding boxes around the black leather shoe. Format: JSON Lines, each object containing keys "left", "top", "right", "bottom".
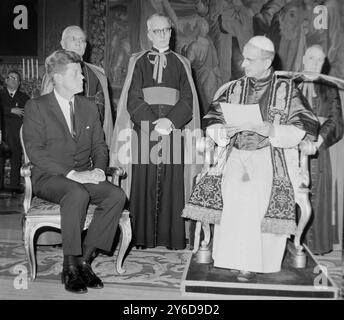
{"left": 79, "top": 262, "right": 104, "bottom": 289}
{"left": 61, "top": 265, "right": 88, "bottom": 294}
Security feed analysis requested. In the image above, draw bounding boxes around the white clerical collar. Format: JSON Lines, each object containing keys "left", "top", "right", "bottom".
{"left": 7, "top": 89, "right": 17, "bottom": 96}
{"left": 54, "top": 89, "right": 75, "bottom": 105}
{"left": 153, "top": 46, "right": 169, "bottom": 53}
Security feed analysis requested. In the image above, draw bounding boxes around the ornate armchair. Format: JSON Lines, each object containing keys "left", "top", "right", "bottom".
{"left": 20, "top": 128, "right": 132, "bottom": 280}
{"left": 192, "top": 137, "right": 316, "bottom": 267}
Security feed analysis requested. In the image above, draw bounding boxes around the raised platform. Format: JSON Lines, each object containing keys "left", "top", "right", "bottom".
{"left": 181, "top": 246, "right": 339, "bottom": 299}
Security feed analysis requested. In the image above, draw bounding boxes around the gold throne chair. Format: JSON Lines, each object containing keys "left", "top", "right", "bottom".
{"left": 20, "top": 128, "right": 132, "bottom": 280}
{"left": 192, "top": 136, "right": 316, "bottom": 267}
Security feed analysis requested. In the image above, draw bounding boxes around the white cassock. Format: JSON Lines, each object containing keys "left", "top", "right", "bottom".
{"left": 208, "top": 124, "right": 306, "bottom": 273}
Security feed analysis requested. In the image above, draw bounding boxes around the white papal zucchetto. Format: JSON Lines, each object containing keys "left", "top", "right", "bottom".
{"left": 247, "top": 36, "right": 275, "bottom": 53}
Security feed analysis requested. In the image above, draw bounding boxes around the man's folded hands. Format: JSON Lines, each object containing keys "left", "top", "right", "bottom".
{"left": 66, "top": 168, "right": 105, "bottom": 184}
{"left": 153, "top": 118, "right": 173, "bottom": 135}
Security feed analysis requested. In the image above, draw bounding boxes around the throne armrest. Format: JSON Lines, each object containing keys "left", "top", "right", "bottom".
{"left": 20, "top": 162, "right": 33, "bottom": 214}
{"left": 292, "top": 139, "right": 317, "bottom": 254}
{"left": 298, "top": 139, "right": 317, "bottom": 188}
{"left": 106, "top": 166, "right": 126, "bottom": 187}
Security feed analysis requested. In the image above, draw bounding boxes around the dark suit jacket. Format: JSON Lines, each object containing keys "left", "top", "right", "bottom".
{"left": 23, "top": 91, "right": 108, "bottom": 187}
{"left": 0, "top": 88, "right": 29, "bottom": 133}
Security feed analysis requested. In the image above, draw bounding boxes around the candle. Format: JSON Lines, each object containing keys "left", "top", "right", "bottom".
{"left": 31, "top": 59, "right": 34, "bottom": 79}
{"left": 22, "top": 58, "right": 25, "bottom": 80}
{"left": 36, "top": 59, "right": 38, "bottom": 80}
{"left": 27, "top": 59, "right": 30, "bottom": 80}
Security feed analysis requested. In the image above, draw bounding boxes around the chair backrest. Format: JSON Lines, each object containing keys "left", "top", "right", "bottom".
{"left": 19, "top": 125, "right": 30, "bottom": 164}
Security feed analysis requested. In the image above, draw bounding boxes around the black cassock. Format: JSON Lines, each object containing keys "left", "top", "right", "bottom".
{"left": 127, "top": 49, "right": 193, "bottom": 249}
{"left": 298, "top": 78, "right": 344, "bottom": 254}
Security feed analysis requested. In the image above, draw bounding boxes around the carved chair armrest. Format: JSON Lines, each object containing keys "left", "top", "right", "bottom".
{"left": 20, "top": 162, "right": 33, "bottom": 214}
{"left": 291, "top": 139, "right": 317, "bottom": 256}
{"left": 298, "top": 139, "right": 317, "bottom": 188}
{"left": 106, "top": 166, "right": 126, "bottom": 187}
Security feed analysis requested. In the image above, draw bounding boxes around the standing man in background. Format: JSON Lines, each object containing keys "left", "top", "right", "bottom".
{"left": 110, "top": 14, "right": 200, "bottom": 250}
{"left": 0, "top": 70, "right": 29, "bottom": 193}
{"left": 298, "top": 45, "right": 344, "bottom": 254}
{"left": 40, "top": 25, "right": 113, "bottom": 147}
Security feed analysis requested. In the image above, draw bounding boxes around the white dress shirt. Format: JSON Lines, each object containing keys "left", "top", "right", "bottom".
{"left": 7, "top": 89, "right": 17, "bottom": 97}
{"left": 53, "top": 90, "right": 105, "bottom": 179}
{"left": 54, "top": 89, "right": 75, "bottom": 134}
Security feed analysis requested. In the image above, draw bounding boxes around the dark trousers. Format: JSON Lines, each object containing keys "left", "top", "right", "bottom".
{"left": 34, "top": 175, "right": 126, "bottom": 256}
{"left": 0, "top": 158, "right": 4, "bottom": 189}
{"left": 4, "top": 121, "right": 22, "bottom": 188}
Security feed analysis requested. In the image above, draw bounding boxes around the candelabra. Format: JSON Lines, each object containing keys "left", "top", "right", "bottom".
{"left": 21, "top": 58, "right": 42, "bottom": 98}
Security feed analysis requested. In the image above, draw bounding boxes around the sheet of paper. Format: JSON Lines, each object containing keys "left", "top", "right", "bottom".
{"left": 220, "top": 103, "right": 263, "bottom": 126}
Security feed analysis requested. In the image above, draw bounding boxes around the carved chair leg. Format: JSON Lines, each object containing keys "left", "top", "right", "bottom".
{"left": 193, "top": 221, "right": 202, "bottom": 254}
{"left": 294, "top": 188, "right": 312, "bottom": 250}
{"left": 24, "top": 220, "right": 37, "bottom": 281}
{"left": 195, "top": 223, "right": 214, "bottom": 264}
{"left": 202, "top": 223, "right": 211, "bottom": 247}
{"left": 116, "top": 211, "right": 132, "bottom": 274}
{"left": 290, "top": 187, "right": 312, "bottom": 268}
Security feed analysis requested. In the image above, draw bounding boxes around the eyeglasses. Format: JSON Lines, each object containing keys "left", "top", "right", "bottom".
{"left": 151, "top": 27, "right": 171, "bottom": 36}
{"left": 6, "top": 75, "right": 19, "bottom": 81}
{"left": 68, "top": 36, "right": 87, "bottom": 44}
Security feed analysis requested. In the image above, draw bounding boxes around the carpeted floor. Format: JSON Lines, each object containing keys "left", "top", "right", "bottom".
{"left": 0, "top": 193, "right": 342, "bottom": 298}
{"left": 0, "top": 242, "right": 191, "bottom": 289}
{"left": 313, "top": 250, "right": 343, "bottom": 291}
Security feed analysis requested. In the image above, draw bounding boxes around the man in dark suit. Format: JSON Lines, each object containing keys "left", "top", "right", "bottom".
{"left": 40, "top": 25, "right": 113, "bottom": 147}
{"left": 0, "top": 70, "right": 29, "bottom": 192}
{"left": 23, "top": 50, "right": 126, "bottom": 294}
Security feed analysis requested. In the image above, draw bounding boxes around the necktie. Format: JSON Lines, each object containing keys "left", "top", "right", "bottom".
{"left": 10, "top": 93, "right": 13, "bottom": 98}
{"left": 69, "top": 101, "right": 76, "bottom": 139}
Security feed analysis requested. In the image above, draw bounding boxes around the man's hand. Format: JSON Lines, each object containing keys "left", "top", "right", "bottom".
{"left": 153, "top": 118, "right": 173, "bottom": 135}
{"left": 299, "top": 138, "right": 317, "bottom": 156}
{"left": 67, "top": 170, "right": 102, "bottom": 184}
{"left": 11, "top": 107, "right": 24, "bottom": 117}
{"left": 89, "top": 168, "right": 106, "bottom": 182}
{"left": 223, "top": 125, "right": 240, "bottom": 139}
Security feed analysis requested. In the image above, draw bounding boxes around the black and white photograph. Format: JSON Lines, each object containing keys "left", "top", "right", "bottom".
{"left": 0, "top": 0, "right": 343, "bottom": 303}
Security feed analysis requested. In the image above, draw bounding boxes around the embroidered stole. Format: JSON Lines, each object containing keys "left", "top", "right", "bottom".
{"left": 224, "top": 75, "right": 296, "bottom": 236}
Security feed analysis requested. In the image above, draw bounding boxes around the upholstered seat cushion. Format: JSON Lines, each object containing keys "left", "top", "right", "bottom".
{"left": 27, "top": 197, "right": 96, "bottom": 216}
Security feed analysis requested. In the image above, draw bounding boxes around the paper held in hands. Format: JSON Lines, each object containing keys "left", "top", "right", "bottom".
{"left": 220, "top": 103, "right": 264, "bottom": 126}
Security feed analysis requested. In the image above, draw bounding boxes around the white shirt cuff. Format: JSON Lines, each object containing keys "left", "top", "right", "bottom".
{"left": 206, "top": 124, "right": 229, "bottom": 147}
{"left": 66, "top": 170, "right": 76, "bottom": 179}
{"left": 269, "top": 125, "right": 306, "bottom": 148}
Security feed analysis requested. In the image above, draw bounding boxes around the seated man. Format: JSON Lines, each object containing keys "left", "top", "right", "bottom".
{"left": 40, "top": 25, "right": 113, "bottom": 147}
{"left": 203, "top": 36, "right": 319, "bottom": 281}
{"left": 23, "top": 50, "right": 126, "bottom": 294}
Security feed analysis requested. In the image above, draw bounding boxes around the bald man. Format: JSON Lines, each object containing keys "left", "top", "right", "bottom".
{"left": 299, "top": 45, "right": 344, "bottom": 254}
{"left": 203, "top": 36, "right": 319, "bottom": 281}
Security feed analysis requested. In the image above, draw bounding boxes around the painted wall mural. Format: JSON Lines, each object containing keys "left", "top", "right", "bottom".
{"left": 102, "top": 0, "right": 344, "bottom": 248}
{"left": 104, "top": 0, "right": 344, "bottom": 113}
